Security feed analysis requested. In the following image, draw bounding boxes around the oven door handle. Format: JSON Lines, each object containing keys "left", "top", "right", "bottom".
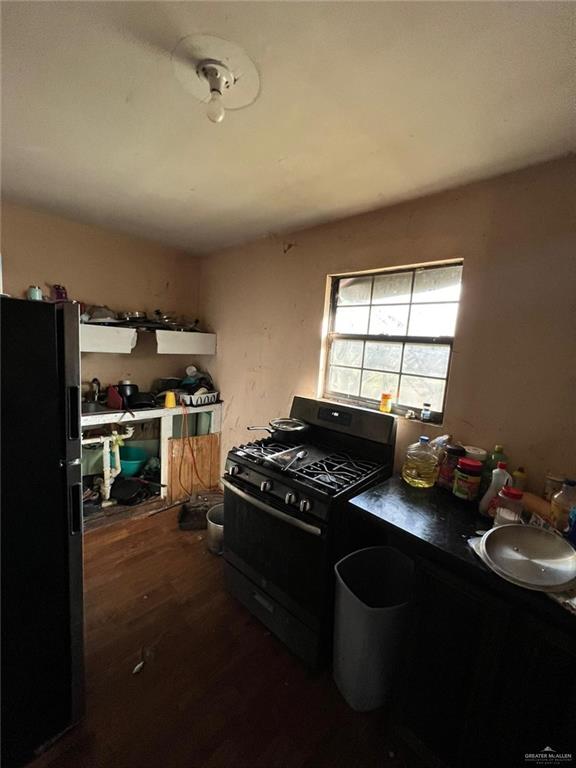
{"left": 221, "top": 478, "right": 322, "bottom": 537}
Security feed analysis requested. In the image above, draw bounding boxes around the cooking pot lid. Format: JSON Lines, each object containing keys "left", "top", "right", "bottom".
{"left": 479, "top": 524, "right": 576, "bottom": 592}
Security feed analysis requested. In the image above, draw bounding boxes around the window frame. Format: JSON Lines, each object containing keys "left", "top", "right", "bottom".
{"left": 322, "top": 262, "right": 462, "bottom": 422}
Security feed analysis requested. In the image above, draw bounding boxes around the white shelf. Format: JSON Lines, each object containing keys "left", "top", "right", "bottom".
{"left": 81, "top": 402, "right": 222, "bottom": 428}
{"left": 79, "top": 325, "right": 216, "bottom": 355}
{"left": 80, "top": 324, "right": 137, "bottom": 354}
{"left": 155, "top": 330, "right": 216, "bottom": 355}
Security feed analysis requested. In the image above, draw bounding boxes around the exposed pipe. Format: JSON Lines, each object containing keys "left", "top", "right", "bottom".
{"left": 82, "top": 426, "right": 135, "bottom": 501}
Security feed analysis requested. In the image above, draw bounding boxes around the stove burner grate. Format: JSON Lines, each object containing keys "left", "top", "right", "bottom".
{"left": 292, "top": 452, "right": 381, "bottom": 493}
{"left": 233, "top": 441, "right": 288, "bottom": 461}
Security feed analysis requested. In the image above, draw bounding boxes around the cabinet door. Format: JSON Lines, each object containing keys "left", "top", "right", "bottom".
{"left": 491, "top": 616, "right": 576, "bottom": 765}
{"left": 395, "top": 559, "right": 508, "bottom": 768}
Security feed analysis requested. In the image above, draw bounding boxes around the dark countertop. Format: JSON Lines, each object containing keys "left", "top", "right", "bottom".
{"left": 351, "top": 475, "right": 488, "bottom": 571}
{"left": 349, "top": 475, "right": 576, "bottom": 632}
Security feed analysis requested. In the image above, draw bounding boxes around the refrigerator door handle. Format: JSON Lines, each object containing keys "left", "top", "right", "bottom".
{"left": 67, "top": 385, "right": 80, "bottom": 440}
{"left": 69, "top": 482, "right": 83, "bottom": 535}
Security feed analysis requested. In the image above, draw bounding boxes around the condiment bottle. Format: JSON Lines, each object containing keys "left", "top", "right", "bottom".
{"left": 379, "top": 393, "right": 393, "bottom": 413}
{"left": 479, "top": 462, "right": 512, "bottom": 517}
{"left": 420, "top": 402, "right": 432, "bottom": 422}
{"left": 480, "top": 444, "right": 508, "bottom": 495}
{"left": 452, "top": 458, "right": 483, "bottom": 501}
{"left": 437, "top": 444, "right": 466, "bottom": 489}
{"left": 512, "top": 466, "right": 527, "bottom": 491}
{"left": 493, "top": 487, "right": 524, "bottom": 526}
{"left": 550, "top": 480, "right": 576, "bottom": 533}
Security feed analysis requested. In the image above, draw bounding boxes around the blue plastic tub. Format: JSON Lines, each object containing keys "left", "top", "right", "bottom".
{"left": 119, "top": 446, "right": 148, "bottom": 477}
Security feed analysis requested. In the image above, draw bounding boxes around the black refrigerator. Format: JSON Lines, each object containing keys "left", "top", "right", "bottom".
{"left": 1, "top": 297, "right": 84, "bottom": 767}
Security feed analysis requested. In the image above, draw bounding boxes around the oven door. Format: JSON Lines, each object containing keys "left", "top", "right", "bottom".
{"left": 222, "top": 478, "right": 329, "bottom": 630}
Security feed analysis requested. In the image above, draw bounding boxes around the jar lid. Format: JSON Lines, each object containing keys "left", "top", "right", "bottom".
{"left": 446, "top": 444, "right": 466, "bottom": 455}
{"left": 501, "top": 486, "right": 523, "bottom": 499}
{"left": 464, "top": 445, "right": 487, "bottom": 461}
{"left": 457, "top": 458, "right": 483, "bottom": 472}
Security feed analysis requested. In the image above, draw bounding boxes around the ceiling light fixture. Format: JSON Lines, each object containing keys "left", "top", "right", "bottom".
{"left": 172, "top": 34, "right": 260, "bottom": 126}
{"left": 196, "top": 59, "right": 234, "bottom": 124}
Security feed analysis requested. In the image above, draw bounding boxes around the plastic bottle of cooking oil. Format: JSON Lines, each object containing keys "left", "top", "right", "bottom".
{"left": 401, "top": 436, "right": 439, "bottom": 488}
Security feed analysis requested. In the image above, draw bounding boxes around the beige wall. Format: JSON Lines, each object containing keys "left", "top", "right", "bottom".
{"left": 199, "top": 156, "right": 576, "bottom": 492}
{"left": 1, "top": 202, "right": 202, "bottom": 390}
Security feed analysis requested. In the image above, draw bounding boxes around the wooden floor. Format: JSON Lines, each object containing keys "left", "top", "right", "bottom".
{"left": 33, "top": 509, "right": 422, "bottom": 768}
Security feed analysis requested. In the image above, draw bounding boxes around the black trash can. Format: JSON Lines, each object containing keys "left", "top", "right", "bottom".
{"left": 333, "top": 546, "right": 415, "bottom": 711}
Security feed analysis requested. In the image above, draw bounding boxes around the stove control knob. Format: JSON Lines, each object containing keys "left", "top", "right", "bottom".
{"left": 260, "top": 480, "right": 272, "bottom": 493}
{"left": 228, "top": 464, "right": 240, "bottom": 476}
{"left": 299, "top": 499, "right": 311, "bottom": 513}
{"left": 285, "top": 492, "right": 297, "bottom": 505}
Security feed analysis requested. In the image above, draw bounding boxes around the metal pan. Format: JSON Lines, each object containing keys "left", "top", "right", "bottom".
{"left": 247, "top": 417, "right": 309, "bottom": 444}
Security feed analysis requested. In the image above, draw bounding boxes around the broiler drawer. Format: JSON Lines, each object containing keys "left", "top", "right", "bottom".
{"left": 224, "top": 561, "right": 321, "bottom": 667}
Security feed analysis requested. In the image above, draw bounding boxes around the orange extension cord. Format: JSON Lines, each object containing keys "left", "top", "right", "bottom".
{"left": 178, "top": 403, "right": 209, "bottom": 497}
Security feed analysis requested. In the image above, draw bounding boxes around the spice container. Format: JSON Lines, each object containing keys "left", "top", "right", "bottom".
{"left": 452, "top": 458, "right": 483, "bottom": 501}
{"left": 437, "top": 444, "right": 466, "bottom": 489}
{"left": 493, "top": 487, "right": 524, "bottom": 526}
{"left": 379, "top": 393, "right": 393, "bottom": 413}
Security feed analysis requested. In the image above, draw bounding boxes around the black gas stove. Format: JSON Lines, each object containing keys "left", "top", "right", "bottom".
{"left": 222, "top": 397, "right": 396, "bottom": 666}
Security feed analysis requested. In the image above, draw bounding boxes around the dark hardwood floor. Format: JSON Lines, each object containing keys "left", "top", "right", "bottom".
{"left": 33, "top": 509, "right": 422, "bottom": 768}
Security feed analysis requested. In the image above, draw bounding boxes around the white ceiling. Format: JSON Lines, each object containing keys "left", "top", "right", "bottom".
{"left": 2, "top": 2, "right": 575, "bottom": 254}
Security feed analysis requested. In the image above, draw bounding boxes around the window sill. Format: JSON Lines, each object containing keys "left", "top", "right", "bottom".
{"left": 319, "top": 396, "right": 445, "bottom": 427}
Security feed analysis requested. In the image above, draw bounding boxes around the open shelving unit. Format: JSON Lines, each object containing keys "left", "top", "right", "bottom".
{"left": 80, "top": 324, "right": 216, "bottom": 355}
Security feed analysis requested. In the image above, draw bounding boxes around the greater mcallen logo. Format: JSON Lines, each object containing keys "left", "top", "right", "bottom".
{"left": 525, "top": 746, "right": 573, "bottom": 764}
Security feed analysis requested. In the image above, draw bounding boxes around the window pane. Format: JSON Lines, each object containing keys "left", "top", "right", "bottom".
{"left": 402, "top": 343, "right": 450, "bottom": 378}
{"left": 337, "top": 277, "right": 372, "bottom": 305}
{"left": 364, "top": 341, "right": 403, "bottom": 372}
{"left": 398, "top": 375, "right": 446, "bottom": 411}
{"left": 372, "top": 273, "right": 412, "bottom": 305}
{"left": 328, "top": 366, "right": 361, "bottom": 396}
{"left": 413, "top": 265, "right": 462, "bottom": 303}
{"left": 369, "top": 305, "right": 409, "bottom": 335}
{"left": 330, "top": 339, "right": 364, "bottom": 367}
{"left": 408, "top": 303, "right": 458, "bottom": 337}
{"left": 360, "top": 371, "right": 399, "bottom": 401}
{"left": 334, "top": 306, "right": 369, "bottom": 334}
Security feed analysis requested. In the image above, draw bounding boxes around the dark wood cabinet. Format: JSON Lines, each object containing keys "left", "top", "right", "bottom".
{"left": 489, "top": 615, "right": 576, "bottom": 765}
{"left": 346, "top": 486, "right": 576, "bottom": 768}
{"left": 395, "top": 559, "right": 509, "bottom": 768}
{"left": 391, "top": 556, "right": 576, "bottom": 768}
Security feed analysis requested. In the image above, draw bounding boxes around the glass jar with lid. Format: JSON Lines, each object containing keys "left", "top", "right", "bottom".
{"left": 437, "top": 444, "right": 466, "bottom": 489}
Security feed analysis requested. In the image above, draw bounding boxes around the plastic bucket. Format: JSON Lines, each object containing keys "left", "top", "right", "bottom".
{"left": 118, "top": 446, "right": 148, "bottom": 477}
{"left": 206, "top": 503, "right": 224, "bottom": 555}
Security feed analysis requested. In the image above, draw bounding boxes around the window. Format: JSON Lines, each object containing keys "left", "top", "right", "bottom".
{"left": 323, "top": 262, "right": 463, "bottom": 420}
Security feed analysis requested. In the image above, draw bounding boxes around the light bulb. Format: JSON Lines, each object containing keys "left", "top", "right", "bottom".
{"left": 206, "top": 91, "right": 225, "bottom": 123}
